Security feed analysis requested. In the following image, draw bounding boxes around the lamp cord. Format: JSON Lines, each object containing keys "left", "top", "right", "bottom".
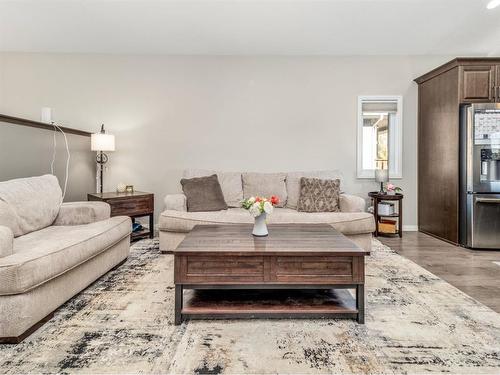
{"left": 50, "top": 127, "right": 57, "bottom": 175}
{"left": 50, "top": 122, "right": 71, "bottom": 200}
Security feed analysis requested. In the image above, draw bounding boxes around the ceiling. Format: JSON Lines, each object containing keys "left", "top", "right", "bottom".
{"left": 0, "top": 0, "right": 499, "bottom": 56}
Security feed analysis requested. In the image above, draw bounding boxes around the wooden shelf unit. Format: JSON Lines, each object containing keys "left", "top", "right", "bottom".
{"left": 368, "top": 192, "right": 403, "bottom": 238}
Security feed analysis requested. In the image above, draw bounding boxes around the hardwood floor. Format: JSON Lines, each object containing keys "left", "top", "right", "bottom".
{"left": 378, "top": 231, "right": 500, "bottom": 313}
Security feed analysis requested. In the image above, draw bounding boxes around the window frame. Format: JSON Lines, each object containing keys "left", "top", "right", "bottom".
{"left": 356, "top": 95, "right": 403, "bottom": 179}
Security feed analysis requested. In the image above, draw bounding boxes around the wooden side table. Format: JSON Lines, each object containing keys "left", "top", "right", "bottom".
{"left": 88, "top": 191, "right": 154, "bottom": 241}
{"left": 368, "top": 192, "right": 403, "bottom": 238}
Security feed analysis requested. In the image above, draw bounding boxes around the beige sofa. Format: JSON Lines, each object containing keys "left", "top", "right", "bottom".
{"left": 160, "top": 170, "right": 375, "bottom": 252}
{"left": 0, "top": 175, "right": 131, "bottom": 343}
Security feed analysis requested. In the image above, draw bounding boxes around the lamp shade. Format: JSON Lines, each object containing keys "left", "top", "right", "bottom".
{"left": 91, "top": 133, "right": 115, "bottom": 152}
{"left": 375, "top": 169, "right": 389, "bottom": 183}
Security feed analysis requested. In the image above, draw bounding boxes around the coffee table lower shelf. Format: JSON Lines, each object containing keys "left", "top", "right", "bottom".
{"left": 175, "top": 284, "right": 364, "bottom": 324}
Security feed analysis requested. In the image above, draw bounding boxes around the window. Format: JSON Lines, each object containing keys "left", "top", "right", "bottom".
{"left": 357, "top": 96, "right": 403, "bottom": 179}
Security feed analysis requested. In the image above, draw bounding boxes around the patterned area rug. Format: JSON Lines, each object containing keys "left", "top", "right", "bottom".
{"left": 1, "top": 238, "right": 499, "bottom": 374}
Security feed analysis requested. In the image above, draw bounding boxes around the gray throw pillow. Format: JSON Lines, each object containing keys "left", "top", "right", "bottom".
{"left": 181, "top": 174, "right": 228, "bottom": 212}
{"left": 297, "top": 177, "right": 340, "bottom": 212}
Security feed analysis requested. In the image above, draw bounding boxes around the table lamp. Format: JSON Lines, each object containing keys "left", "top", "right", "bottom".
{"left": 91, "top": 124, "right": 115, "bottom": 193}
{"left": 375, "top": 168, "right": 389, "bottom": 194}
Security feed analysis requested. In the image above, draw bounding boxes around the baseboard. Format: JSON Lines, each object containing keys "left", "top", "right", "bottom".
{"left": 402, "top": 225, "right": 418, "bottom": 231}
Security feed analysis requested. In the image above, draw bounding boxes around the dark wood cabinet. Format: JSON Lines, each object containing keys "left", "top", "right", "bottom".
{"left": 415, "top": 57, "right": 500, "bottom": 245}
{"left": 497, "top": 65, "right": 500, "bottom": 101}
{"left": 460, "top": 65, "right": 496, "bottom": 102}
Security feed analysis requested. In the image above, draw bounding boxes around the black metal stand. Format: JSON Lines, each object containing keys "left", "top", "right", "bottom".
{"left": 379, "top": 182, "right": 385, "bottom": 194}
{"left": 96, "top": 151, "right": 108, "bottom": 194}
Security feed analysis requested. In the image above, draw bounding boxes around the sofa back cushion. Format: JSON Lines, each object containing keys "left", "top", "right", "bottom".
{"left": 181, "top": 174, "right": 228, "bottom": 212}
{"left": 183, "top": 169, "right": 243, "bottom": 207}
{"left": 242, "top": 173, "right": 287, "bottom": 207}
{"left": 0, "top": 174, "right": 62, "bottom": 237}
{"left": 286, "top": 170, "right": 343, "bottom": 209}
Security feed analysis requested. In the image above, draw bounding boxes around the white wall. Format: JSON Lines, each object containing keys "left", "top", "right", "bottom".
{"left": 0, "top": 121, "right": 94, "bottom": 202}
{"left": 0, "top": 53, "right": 453, "bottom": 227}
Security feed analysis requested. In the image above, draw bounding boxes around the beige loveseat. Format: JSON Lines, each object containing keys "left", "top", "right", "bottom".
{"left": 160, "top": 170, "right": 375, "bottom": 252}
{"left": 0, "top": 175, "right": 131, "bottom": 343}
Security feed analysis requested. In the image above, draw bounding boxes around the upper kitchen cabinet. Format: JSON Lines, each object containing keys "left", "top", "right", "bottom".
{"left": 416, "top": 58, "right": 500, "bottom": 104}
{"left": 459, "top": 64, "right": 496, "bottom": 102}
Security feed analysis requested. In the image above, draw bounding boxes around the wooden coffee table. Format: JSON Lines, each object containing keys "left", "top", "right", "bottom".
{"left": 173, "top": 224, "right": 369, "bottom": 325}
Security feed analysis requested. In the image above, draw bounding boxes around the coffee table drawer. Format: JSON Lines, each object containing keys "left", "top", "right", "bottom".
{"left": 176, "top": 255, "right": 364, "bottom": 284}
{"left": 275, "top": 256, "right": 356, "bottom": 283}
{"left": 178, "top": 256, "right": 265, "bottom": 283}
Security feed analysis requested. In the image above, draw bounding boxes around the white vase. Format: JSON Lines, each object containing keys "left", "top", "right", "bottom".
{"left": 252, "top": 212, "right": 268, "bottom": 237}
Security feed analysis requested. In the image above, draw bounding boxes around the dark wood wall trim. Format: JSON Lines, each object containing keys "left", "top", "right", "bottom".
{"left": 0, "top": 114, "right": 91, "bottom": 137}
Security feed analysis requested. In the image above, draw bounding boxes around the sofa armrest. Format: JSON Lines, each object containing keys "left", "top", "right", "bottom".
{"left": 164, "top": 194, "right": 187, "bottom": 212}
{"left": 0, "top": 225, "right": 14, "bottom": 258}
{"left": 339, "top": 194, "right": 366, "bottom": 213}
{"left": 53, "top": 202, "right": 111, "bottom": 226}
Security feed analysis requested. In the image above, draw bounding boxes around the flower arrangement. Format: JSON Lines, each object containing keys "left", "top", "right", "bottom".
{"left": 242, "top": 196, "right": 280, "bottom": 217}
{"left": 386, "top": 183, "right": 402, "bottom": 194}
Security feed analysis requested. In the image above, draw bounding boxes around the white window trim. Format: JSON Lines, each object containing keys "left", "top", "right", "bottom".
{"left": 356, "top": 95, "right": 403, "bottom": 179}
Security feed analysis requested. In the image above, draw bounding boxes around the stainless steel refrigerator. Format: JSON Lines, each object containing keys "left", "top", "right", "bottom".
{"left": 460, "top": 103, "right": 500, "bottom": 249}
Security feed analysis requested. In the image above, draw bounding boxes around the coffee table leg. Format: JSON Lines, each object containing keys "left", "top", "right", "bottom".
{"left": 356, "top": 284, "right": 365, "bottom": 324}
{"left": 175, "top": 284, "right": 183, "bottom": 325}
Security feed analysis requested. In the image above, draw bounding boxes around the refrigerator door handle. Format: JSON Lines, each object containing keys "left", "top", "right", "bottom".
{"left": 476, "top": 197, "right": 500, "bottom": 204}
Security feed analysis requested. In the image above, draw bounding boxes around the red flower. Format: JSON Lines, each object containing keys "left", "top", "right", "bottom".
{"left": 270, "top": 195, "right": 280, "bottom": 206}
{"left": 255, "top": 197, "right": 262, "bottom": 203}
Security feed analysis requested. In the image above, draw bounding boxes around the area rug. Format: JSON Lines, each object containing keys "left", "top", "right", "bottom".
{"left": 0, "top": 239, "right": 499, "bottom": 374}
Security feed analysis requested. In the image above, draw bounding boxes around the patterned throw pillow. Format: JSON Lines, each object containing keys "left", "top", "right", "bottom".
{"left": 297, "top": 177, "right": 340, "bottom": 212}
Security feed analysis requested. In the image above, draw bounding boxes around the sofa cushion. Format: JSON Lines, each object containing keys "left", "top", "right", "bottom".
{"left": 286, "top": 170, "right": 343, "bottom": 209}
{"left": 297, "top": 177, "right": 341, "bottom": 212}
{"left": 181, "top": 175, "right": 228, "bottom": 212}
{"left": 183, "top": 169, "right": 243, "bottom": 207}
{"left": 159, "top": 208, "right": 374, "bottom": 235}
{"left": 0, "top": 174, "right": 62, "bottom": 237}
{"left": 53, "top": 201, "right": 111, "bottom": 226}
{"left": 0, "top": 216, "right": 131, "bottom": 295}
{"left": 242, "top": 173, "right": 287, "bottom": 207}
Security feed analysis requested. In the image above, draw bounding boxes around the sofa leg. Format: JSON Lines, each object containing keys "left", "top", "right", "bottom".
{"left": 0, "top": 312, "right": 55, "bottom": 345}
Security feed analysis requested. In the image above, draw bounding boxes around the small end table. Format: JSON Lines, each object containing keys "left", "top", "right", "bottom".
{"left": 368, "top": 192, "right": 403, "bottom": 238}
{"left": 88, "top": 191, "right": 154, "bottom": 241}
